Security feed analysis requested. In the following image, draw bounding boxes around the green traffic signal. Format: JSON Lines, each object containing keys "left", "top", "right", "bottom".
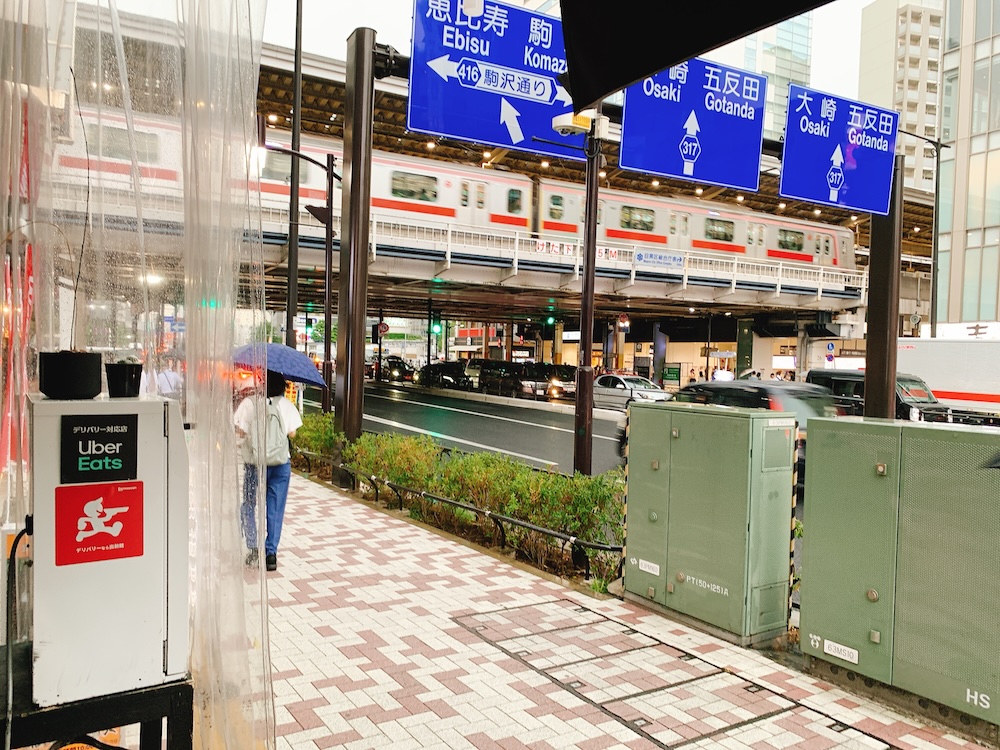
{"left": 546, "top": 316, "right": 555, "bottom": 325}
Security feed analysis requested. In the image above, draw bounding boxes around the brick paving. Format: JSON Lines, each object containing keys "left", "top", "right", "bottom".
{"left": 271, "top": 474, "right": 989, "bottom": 750}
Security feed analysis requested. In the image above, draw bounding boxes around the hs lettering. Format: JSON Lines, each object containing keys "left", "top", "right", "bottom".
{"left": 967, "top": 689, "right": 991, "bottom": 709}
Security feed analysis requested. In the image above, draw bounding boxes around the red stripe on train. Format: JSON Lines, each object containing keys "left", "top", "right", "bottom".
{"left": 259, "top": 182, "right": 327, "bottom": 200}
{"left": 542, "top": 220, "right": 578, "bottom": 233}
{"left": 371, "top": 197, "right": 456, "bottom": 217}
{"left": 691, "top": 239, "right": 745, "bottom": 253}
{"left": 606, "top": 228, "right": 667, "bottom": 244}
{"left": 58, "top": 155, "right": 178, "bottom": 181}
{"left": 490, "top": 213, "right": 528, "bottom": 227}
{"left": 767, "top": 249, "right": 814, "bottom": 263}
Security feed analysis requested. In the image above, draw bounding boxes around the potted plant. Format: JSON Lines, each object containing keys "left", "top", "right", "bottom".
{"left": 105, "top": 354, "right": 143, "bottom": 398}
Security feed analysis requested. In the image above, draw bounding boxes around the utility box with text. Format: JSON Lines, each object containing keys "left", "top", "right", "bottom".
{"left": 800, "top": 417, "right": 1000, "bottom": 724}
{"left": 624, "top": 401, "right": 796, "bottom": 645}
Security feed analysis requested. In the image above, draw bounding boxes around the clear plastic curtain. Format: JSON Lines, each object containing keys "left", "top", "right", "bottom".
{"left": 0, "top": 0, "right": 273, "bottom": 747}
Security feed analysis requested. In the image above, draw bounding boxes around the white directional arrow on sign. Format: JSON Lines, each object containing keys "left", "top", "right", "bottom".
{"left": 554, "top": 85, "right": 573, "bottom": 106}
{"left": 684, "top": 111, "right": 700, "bottom": 135}
{"left": 828, "top": 145, "right": 845, "bottom": 201}
{"left": 427, "top": 54, "right": 460, "bottom": 81}
{"left": 500, "top": 98, "right": 524, "bottom": 144}
{"left": 679, "top": 111, "right": 702, "bottom": 176}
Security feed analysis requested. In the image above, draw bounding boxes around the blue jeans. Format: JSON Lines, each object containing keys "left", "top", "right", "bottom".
{"left": 241, "top": 461, "right": 292, "bottom": 556}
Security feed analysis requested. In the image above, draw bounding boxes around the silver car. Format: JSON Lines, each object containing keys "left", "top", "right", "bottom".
{"left": 593, "top": 374, "right": 671, "bottom": 411}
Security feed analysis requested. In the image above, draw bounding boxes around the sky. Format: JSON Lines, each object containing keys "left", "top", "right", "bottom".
{"left": 261, "top": 0, "right": 872, "bottom": 101}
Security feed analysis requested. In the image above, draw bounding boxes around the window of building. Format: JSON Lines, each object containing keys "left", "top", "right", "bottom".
{"left": 982, "top": 246, "right": 999, "bottom": 319}
{"left": 923, "top": 169, "right": 935, "bottom": 181}
{"left": 507, "top": 189, "right": 522, "bottom": 214}
{"left": 947, "top": 0, "right": 961, "bottom": 50}
{"left": 928, "top": 37, "right": 940, "bottom": 50}
{"left": 905, "top": 166, "right": 916, "bottom": 179}
{"left": 392, "top": 171, "right": 438, "bottom": 201}
{"left": 548, "top": 194, "right": 564, "bottom": 220}
{"left": 991, "top": 55, "right": 1000, "bottom": 130}
{"left": 939, "top": 159, "right": 955, "bottom": 233}
{"left": 704, "top": 218, "right": 735, "bottom": 242}
{"left": 620, "top": 205, "right": 655, "bottom": 231}
{"left": 963, "top": 247, "right": 982, "bottom": 320}
{"left": 942, "top": 70, "right": 959, "bottom": 141}
{"left": 986, "top": 150, "right": 1000, "bottom": 225}
{"left": 968, "top": 152, "right": 987, "bottom": 228}
{"left": 937, "top": 250, "right": 951, "bottom": 319}
{"left": 976, "top": 0, "right": 992, "bottom": 40}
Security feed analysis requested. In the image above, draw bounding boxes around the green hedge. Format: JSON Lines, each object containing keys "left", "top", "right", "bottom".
{"left": 291, "top": 413, "right": 346, "bottom": 458}
{"left": 342, "top": 432, "right": 624, "bottom": 591}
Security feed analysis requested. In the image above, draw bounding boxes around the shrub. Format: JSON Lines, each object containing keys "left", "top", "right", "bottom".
{"left": 342, "top": 432, "right": 441, "bottom": 488}
{"left": 291, "top": 412, "right": 345, "bottom": 457}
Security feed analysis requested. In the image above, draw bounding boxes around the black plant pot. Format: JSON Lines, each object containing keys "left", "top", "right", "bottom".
{"left": 38, "top": 351, "right": 102, "bottom": 400}
{"left": 105, "top": 362, "right": 143, "bottom": 398}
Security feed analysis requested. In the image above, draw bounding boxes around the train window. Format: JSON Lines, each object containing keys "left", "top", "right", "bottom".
{"left": 508, "top": 189, "right": 522, "bottom": 214}
{"left": 461, "top": 182, "right": 469, "bottom": 207}
{"left": 758, "top": 225, "right": 764, "bottom": 246}
{"left": 579, "top": 200, "right": 604, "bottom": 224}
{"left": 549, "top": 195, "right": 564, "bottom": 220}
{"left": 669, "top": 213, "right": 677, "bottom": 235}
{"left": 86, "top": 124, "right": 160, "bottom": 164}
{"left": 621, "top": 205, "right": 654, "bottom": 231}
{"left": 778, "top": 229, "right": 805, "bottom": 252}
{"left": 391, "top": 171, "right": 438, "bottom": 202}
{"left": 747, "top": 225, "right": 755, "bottom": 245}
{"left": 824, "top": 237, "right": 832, "bottom": 255}
{"left": 705, "top": 218, "right": 735, "bottom": 242}
{"left": 476, "top": 184, "right": 485, "bottom": 209}
{"left": 680, "top": 214, "right": 689, "bottom": 236}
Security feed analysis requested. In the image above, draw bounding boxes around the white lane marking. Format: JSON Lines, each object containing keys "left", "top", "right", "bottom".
{"left": 363, "top": 415, "right": 557, "bottom": 466}
{"left": 367, "top": 392, "right": 617, "bottom": 441}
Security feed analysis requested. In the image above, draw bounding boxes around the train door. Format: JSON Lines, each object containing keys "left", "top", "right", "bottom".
{"left": 746, "top": 221, "right": 766, "bottom": 258}
{"left": 457, "top": 179, "right": 489, "bottom": 227}
{"left": 668, "top": 210, "right": 690, "bottom": 250}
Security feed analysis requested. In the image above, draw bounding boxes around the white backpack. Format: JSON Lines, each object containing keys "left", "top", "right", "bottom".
{"left": 245, "top": 397, "right": 290, "bottom": 467}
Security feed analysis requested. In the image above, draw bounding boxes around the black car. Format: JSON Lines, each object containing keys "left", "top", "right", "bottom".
{"left": 477, "top": 360, "right": 528, "bottom": 397}
{"left": 414, "top": 361, "right": 473, "bottom": 390}
{"left": 804, "top": 368, "right": 1000, "bottom": 426}
{"left": 672, "top": 380, "right": 839, "bottom": 505}
{"left": 383, "top": 356, "right": 415, "bottom": 382}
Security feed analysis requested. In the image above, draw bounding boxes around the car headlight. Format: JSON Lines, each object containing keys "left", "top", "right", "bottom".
{"left": 909, "top": 406, "right": 921, "bottom": 422}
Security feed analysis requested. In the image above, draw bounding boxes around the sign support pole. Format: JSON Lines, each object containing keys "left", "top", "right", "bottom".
{"left": 335, "top": 28, "right": 376, "bottom": 441}
{"left": 284, "top": 0, "right": 303, "bottom": 349}
{"left": 864, "top": 154, "right": 904, "bottom": 419}
{"left": 574, "top": 114, "right": 601, "bottom": 476}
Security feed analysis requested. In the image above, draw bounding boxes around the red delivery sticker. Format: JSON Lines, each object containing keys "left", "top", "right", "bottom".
{"left": 54, "top": 481, "right": 144, "bottom": 566}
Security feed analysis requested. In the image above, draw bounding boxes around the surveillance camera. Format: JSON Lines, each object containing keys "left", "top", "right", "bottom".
{"left": 552, "top": 110, "right": 594, "bottom": 137}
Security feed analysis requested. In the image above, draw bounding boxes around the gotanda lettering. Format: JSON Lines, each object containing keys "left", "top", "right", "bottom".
{"left": 523, "top": 46, "right": 567, "bottom": 74}
{"left": 704, "top": 92, "right": 755, "bottom": 120}
{"left": 848, "top": 127, "right": 890, "bottom": 151}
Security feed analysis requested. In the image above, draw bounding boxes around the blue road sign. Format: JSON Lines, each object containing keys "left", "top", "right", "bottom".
{"left": 779, "top": 84, "right": 899, "bottom": 215}
{"left": 619, "top": 58, "right": 767, "bottom": 191}
{"left": 408, "top": 0, "right": 584, "bottom": 160}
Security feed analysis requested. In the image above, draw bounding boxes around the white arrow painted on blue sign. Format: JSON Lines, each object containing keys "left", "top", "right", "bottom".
{"left": 500, "top": 98, "right": 524, "bottom": 144}
{"left": 427, "top": 54, "right": 460, "bottom": 81}
{"left": 679, "top": 111, "right": 702, "bottom": 176}
{"left": 427, "top": 54, "right": 572, "bottom": 109}
{"left": 827, "top": 145, "right": 845, "bottom": 202}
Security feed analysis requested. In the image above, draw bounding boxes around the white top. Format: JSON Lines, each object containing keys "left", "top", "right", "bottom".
{"left": 234, "top": 394, "right": 303, "bottom": 438}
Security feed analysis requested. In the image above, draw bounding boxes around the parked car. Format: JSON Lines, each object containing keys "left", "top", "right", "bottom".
{"left": 414, "top": 361, "right": 473, "bottom": 390}
{"left": 804, "top": 368, "right": 1000, "bottom": 426}
{"left": 593, "top": 374, "right": 671, "bottom": 411}
{"left": 478, "top": 360, "right": 528, "bottom": 397}
{"left": 463, "top": 357, "right": 490, "bottom": 390}
{"left": 520, "top": 362, "right": 577, "bottom": 400}
{"left": 384, "top": 356, "right": 415, "bottom": 382}
{"left": 672, "top": 380, "right": 838, "bottom": 505}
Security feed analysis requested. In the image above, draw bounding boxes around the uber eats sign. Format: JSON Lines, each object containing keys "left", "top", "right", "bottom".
{"left": 60, "top": 414, "right": 139, "bottom": 485}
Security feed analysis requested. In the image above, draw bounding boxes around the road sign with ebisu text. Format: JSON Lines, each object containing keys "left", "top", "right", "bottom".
{"left": 408, "top": 0, "right": 584, "bottom": 160}
{"left": 778, "top": 84, "right": 899, "bottom": 215}
{"left": 619, "top": 57, "right": 768, "bottom": 192}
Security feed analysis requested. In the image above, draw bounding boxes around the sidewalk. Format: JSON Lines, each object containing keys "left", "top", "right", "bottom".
{"left": 270, "top": 474, "right": 988, "bottom": 750}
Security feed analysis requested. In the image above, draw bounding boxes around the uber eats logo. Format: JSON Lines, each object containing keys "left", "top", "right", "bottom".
{"left": 61, "top": 414, "right": 139, "bottom": 485}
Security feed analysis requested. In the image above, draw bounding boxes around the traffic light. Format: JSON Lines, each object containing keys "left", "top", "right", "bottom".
{"left": 431, "top": 313, "right": 442, "bottom": 335}
{"left": 546, "top": 316, "right": 555, "bottom": 325}
{"left": 305, "top": 317, "right": 315, "bottom": 335}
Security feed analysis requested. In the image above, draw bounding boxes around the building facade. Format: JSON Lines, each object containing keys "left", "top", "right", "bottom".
{"left": 934, "top": 0, "right": 1000, "bottom": 327}
{"left": 859, "top": 0, "right": 944, "bottom": 193}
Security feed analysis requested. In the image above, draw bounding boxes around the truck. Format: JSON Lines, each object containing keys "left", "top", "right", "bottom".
{"left": 895, "top": 339, "right": 1000, "bottom": 416}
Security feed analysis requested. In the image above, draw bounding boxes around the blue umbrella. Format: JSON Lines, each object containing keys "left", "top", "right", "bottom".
{"left": 233, "top": 343, "right": 327, "bottom": 389}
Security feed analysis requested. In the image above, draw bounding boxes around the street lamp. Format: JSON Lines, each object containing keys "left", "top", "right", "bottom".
{"left": 257, "top": 115, "right": 342, "bottom": 412}
{"left": 899, "top": 129, "right": 950, "bottom": 338}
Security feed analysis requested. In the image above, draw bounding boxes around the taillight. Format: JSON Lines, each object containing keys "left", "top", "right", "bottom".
{"left": 768, "top": 395, "right": 784, "bottom": 411}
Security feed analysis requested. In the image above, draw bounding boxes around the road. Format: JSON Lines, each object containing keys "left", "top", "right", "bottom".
{"left": 363, "top": 383, "right": 623, "bottom": 474}
{"left": 350, "top": 382, "right": 623, "bottom": 475}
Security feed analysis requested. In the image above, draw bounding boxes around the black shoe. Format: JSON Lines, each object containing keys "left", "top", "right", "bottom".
{"left": 265, "top": 554, "right": 277, "bottom": 572}
{"left": 245, "top": 549, "right": 259, "bottom": 567}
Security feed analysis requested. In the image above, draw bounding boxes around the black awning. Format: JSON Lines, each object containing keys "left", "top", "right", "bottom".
{"left": 560, "top": 1, "right": 836, "bottom": 112}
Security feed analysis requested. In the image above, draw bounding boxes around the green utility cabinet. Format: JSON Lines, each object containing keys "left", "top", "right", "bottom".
{"left": 624, "top": 402, "right": 797, "bottom": 645}
{"left": 800, "top": 417, "right": 1000, "bottom": 724}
